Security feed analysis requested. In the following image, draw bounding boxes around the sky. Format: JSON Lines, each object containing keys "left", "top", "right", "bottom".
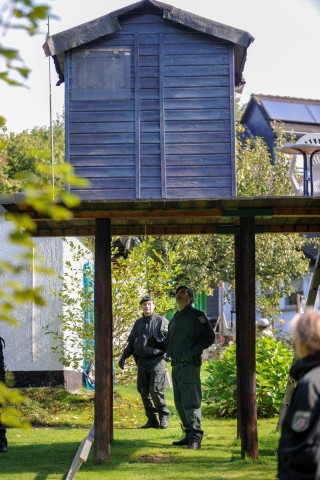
{"left": 1, "top": 0, "right": 320, "bottom": 133}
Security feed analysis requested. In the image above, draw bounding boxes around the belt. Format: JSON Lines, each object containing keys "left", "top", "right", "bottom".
{"left": 171, "top": 357, "right": 194, "bottom": 365}
{"left": 140, "top": 353, "right": 164, "bottom": 360}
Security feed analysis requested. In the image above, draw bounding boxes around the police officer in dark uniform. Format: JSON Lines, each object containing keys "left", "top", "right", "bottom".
{"left": 119, "top": 295, "right": 170, "bottom": 429}
{"left": 148, "top": 286, "right": 214, "bottom": 450}
{"left": 0, "top": 336, "right": 8, "bottom": 453}
{"left": 278, "top": 309, "right": 320, "bottom": 479}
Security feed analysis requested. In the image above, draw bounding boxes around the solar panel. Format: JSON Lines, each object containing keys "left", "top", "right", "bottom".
{"left": 262, "top": 100, "right": 320, "bottom": 125}
{"left": 308, "top": 105, "right": 320, "bottom": 123}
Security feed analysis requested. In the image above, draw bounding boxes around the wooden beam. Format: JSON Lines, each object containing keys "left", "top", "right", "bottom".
{"left": 235, "top": 216, "right": 258, "bottom": 460}
{"left": 72, "top": 208, "right": 224, "bottom": 219}
{"left": 94, "top": 219, "right": 113, "bottom": 464}
{"left": 30, "top": 221, "right": 320, "bottom": 237}
{"left": 272, "top": 207, "right": 320, "bottom": 217}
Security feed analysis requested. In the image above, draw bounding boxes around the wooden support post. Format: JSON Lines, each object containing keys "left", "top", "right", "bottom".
{"left": 94, "top": 219, "right": 113, "bottom": 463}
{"left": 235, "top": 217, "right": 258, "bottom": 460}
{"left": 234, "top": 232, "right": 241, "bottom": 439}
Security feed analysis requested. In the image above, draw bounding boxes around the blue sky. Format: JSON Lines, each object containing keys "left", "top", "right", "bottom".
{"left": 1, "top": 0, "right": 320, "bottom": 133}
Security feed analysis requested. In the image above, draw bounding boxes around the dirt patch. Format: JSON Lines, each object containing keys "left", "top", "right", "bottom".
{"left": 138, "top": 454, "right": 174, "bottom": 463}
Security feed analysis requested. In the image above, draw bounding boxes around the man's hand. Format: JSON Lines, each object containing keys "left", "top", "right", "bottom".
{"left": 118, "top": 355, "right": 126, "bottom": 370}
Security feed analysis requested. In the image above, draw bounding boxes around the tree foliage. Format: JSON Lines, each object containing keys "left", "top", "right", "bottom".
{"left": 0, "top": 115, "right": 65, "bottom": 192}
{"left": 236, "top": 123, "right": 294, "bottom": 197}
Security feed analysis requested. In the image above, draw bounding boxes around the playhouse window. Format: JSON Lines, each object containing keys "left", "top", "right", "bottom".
{"left": 71, "top": 48, "right": 131, "bottom": 100}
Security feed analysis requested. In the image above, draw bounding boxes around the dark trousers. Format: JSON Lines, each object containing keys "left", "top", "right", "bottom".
{"left": 172, "top": 362, "right": 203, "bottom": 438}
{"left": 137, "top": 356, "right": 170, "bottom": 420}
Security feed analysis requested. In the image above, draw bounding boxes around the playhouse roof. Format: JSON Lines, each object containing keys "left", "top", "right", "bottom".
{"left": 43, "top": 0, "right": 254, "bottom": 92}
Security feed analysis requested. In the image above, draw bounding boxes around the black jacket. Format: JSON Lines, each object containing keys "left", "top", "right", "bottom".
{"left": 122, "top": 313, "right": 168, "bottom": 360}
{"left": 278, "top": 352, "right": 320, "bottom": 479}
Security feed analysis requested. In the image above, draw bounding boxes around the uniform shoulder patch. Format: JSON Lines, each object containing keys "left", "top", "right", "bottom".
{"left": 198, "top": 316, "right": 207, "bottom": 324}
{"left": 291, "top": 410, "right": 311, "bottom": 432}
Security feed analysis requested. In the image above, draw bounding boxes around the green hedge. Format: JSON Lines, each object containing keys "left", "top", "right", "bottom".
{"left": 202, "top": 336, "right": 293, "bottom": 417}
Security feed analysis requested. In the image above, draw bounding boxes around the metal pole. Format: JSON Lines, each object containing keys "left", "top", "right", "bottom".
{"left": 47, "top": 17, "right": 55, "bottom": 198}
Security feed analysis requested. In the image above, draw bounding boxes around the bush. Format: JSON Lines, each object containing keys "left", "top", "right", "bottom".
{"left": 5, "top": 370, "right": 15, "bottom": 388}
{"left": 202, "top": 335, "right": 293, "bottom": 417}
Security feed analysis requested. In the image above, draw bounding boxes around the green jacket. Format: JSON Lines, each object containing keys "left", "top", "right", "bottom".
{"left": 164, "top": 305, "right": 214, "bottom": 364}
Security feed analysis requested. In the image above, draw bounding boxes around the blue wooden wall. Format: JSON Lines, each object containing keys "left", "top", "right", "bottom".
{"left": 65, "top": 6, "right": 235, "bottom": 200}
{"left": 241, "top": 101, "right": 276, "bottom": 160}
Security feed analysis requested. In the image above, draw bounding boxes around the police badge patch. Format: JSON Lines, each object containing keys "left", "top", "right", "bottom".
{"left": 291, "top": 410, "right": 311, "bottom": 432}
{"left": 198, "top": 316, "right": 207, "bottom": 324}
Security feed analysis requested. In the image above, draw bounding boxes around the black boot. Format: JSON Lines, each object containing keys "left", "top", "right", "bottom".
{"left": 159, "top": 415, "right": 169, "bottom": 429}
{"left": 0, "top": 430, "right": 8, "bottom": 453}
{"left": 172, "top": 428, "right": 190, "bottom": 446}
{"left": 186, "top": 429, "right": 203, "bottom": 450}
{"left": 141, "top": 417, "right": 160, "bottom": 429}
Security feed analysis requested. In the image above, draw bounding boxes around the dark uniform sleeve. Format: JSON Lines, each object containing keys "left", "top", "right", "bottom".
{"left": 160, "top": 317, "right": 169, "bottom": 339}
{"left": 278, "top": 376, "right": 320, "bottom": 479}
{"left": 121, "top": 323, "right": 136, "bottom": 359}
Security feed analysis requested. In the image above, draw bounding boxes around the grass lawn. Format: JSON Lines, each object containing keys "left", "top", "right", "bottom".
{"left": 0, "top": 384, "right": 280, "bottom": 480}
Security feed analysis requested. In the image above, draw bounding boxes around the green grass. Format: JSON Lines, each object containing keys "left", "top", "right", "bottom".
{"left": 0, "top": 384, "right": 280, "bottom": 479}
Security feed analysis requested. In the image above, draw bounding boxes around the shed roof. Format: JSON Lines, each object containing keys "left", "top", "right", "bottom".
{"left": 43, "top": 0, "right": 254, "bottom": 92}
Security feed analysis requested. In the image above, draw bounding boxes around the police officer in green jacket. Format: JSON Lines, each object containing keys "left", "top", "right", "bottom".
{"left": 148, "top": 286, "right": 214, "bottom": 450}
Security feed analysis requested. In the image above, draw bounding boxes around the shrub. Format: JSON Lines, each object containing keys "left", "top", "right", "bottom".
{"left": 202, "top": 335, "right": 293, "bottom": 417}
{"left": 5, "top": 370, "right": 15, "bottom": 388}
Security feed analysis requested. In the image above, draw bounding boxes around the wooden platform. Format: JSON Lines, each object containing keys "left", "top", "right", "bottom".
{"left": 1, "top": 195, "right": 320, "bottom": 236}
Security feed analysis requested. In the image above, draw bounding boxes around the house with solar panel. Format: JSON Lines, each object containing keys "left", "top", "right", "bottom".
{"left": 241, "top": 94, "right": 320, "bottom": 329}
{"left": 241, "top": 94, "right": 320, "bottom": 195}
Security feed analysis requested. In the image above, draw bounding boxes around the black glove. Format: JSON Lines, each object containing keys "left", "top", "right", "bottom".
{"left": 118, "top": 355, "right": 126, "bottom": 370}
{"left": 147, "top": 336, "right": 165, "bottom": 350}
{"left": 147, "top": 336, "right": 157, "bottom": 347}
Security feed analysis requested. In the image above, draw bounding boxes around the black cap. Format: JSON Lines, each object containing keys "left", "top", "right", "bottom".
{"left": 140, "top": 295, "right": 154, "bottom": 305}
{"left": 175, "top": 285, "right": 194, "bottom": 299}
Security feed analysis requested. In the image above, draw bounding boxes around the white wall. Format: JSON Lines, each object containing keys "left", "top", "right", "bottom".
{"left": 0, "top": 215, "right": 92, "bottom": 373}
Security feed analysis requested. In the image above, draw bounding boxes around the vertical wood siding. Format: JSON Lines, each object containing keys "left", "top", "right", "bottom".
{"left": 66, "top": 7, "right": 234, "bottom": 200}
{"left": 244, "top": 104, "right": 276, "bottom": 161}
